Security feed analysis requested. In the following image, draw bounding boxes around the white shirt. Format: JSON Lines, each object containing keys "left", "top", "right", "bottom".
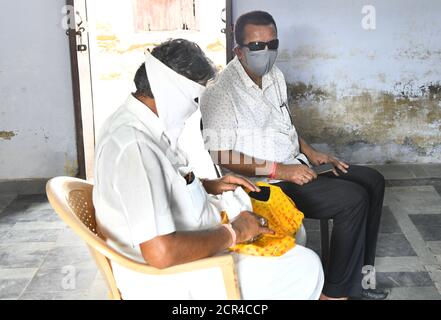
{"left": 93, "top": 94, "right": 221, "bottom": 263}
{"left": 200, "top": 57, "right": 310, "bottom": 171}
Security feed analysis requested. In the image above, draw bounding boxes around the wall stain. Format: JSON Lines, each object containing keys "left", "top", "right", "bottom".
{"left": 287, "top": 81, "right": 441, "bottom": 163}
{"left": 292, "top": 46, "right": 338, "bottom": 60}
{"left": 206, "top": 39, "right": 225, "bottom": 52}
{"left": 396, "top": 48, "right": 441, "bottom": 60}
{"left": 100, "top": 72, "right": 122, "bottom": 80}
{"left": 0, "top": 131, "right": 16, "bottom": 140}
{"left": 64, "top": 153, "right": 78, "bottom": 177}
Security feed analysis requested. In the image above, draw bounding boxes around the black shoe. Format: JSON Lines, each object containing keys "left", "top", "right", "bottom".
{"left": 359, "top": 288, "right": 389, "bottom": 300}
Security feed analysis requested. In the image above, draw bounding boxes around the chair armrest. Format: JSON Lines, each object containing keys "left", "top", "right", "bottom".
{"left": 115, "top": 254, "right": 240, "bottom": 300}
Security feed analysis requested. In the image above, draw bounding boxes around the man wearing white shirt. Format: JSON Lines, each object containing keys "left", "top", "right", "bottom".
{"left": 200, "top": 11, "right": 387, "bottom": 300}
{"left": 93, "top": 39, "right": 324, "bottom": 299}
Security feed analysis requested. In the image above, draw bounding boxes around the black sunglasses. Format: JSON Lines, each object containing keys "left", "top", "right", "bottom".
{"left": 241, "top": 39, "right": 279, "bottom": 52}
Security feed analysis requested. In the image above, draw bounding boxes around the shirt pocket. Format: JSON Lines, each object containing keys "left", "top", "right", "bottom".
{"left": 186, "top": 178, "right": 207, "bottom": 223}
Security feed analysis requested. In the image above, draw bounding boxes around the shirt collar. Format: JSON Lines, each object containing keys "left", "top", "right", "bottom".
{"left": 124, "top": 94, "right": 167, "bottom": 143}
{"left": 231, "top": 56, "right": 275, "bottom": 91}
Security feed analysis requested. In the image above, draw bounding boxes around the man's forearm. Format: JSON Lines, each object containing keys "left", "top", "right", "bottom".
{"left": 140, "top": 227, "right": 232, "bottom": 269}
{"left": 299, "top": 137, "right": 316, "bottom": 159}
{"left": 211, "top": 150, "right": 272, "bottom": 177}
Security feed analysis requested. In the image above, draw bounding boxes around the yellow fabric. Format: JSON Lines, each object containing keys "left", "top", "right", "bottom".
{"left": 222, "top": 182, "right": 304, "bottom": 257}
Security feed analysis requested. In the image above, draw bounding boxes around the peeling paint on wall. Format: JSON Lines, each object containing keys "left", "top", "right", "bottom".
{"left": 0, "top": 131, "right": 17, "bottom": 140}
{"left": 288, "top": 81, "right": 441, "bottom": 164}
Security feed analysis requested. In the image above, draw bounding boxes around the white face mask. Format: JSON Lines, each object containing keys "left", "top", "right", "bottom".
{"left": 144, "top": 52, "right": 205, "bottom": 148}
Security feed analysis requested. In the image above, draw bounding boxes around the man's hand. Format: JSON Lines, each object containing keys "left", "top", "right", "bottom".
{"left": 275, "top": 164, "right": 318, "bottom": 186}
{"left": 309, "top": 151, "right": 349, "bottom": 176}
{"left": 231, "top": 211, "right": 275, "bottom": 243}
{"left": 202, "top": 174, "right": 260, "bottom": 195}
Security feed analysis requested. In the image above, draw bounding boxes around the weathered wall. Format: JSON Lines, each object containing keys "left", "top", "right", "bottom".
{"left": 233, "top": 0, "right": 441, "bottom": 164}
{"left": 0, "top": 0, "right": 78, "bottom": 179}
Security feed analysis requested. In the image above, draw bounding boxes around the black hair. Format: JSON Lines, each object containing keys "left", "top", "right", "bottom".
{"left": 134, "top": 38, "right": 216, "bottom": 98}
{"left": 234, "top": 10, "right": 278, "bottom": 46}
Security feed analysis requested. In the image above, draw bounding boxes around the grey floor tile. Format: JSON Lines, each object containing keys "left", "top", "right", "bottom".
{"left": 385, "top": 186, "right": 441, "bottom": 215}
{"left": 0, "top": 199, "right": 32, "bottom": 225}
{"left": 16, "top": 194, "right": 52, "bottom": 212}
{"left": 387, "top": 286, "right": 441, "bottom": 300}
{"left": 0, "top": 268, "right": 38, "bottom": 300}
{"left": 53, "top": 290, "right": 95, "bottom": 300}
{"left": 409, "top": 214, "right": 441, "bottom": 241}
{"left": 426, "top": 268, "right": 441, "bottom": 284}
{"left": 21, "top": 274, "right": 109, "bottom": 300}
{"left": 14, "top": 194, "right": 48, "bottom": 203}
{"left": 379, "top": 206, "right": 402, "bottom": 234}
{"left": 12, "top": 221, "right": 65, "bottom": 230}
{"left": 421, "top": 164, "right": 441, "bottom": 179}
{"left": 19, "top": 291, "right": 54, "bottom": 300}
{"left": 24, "top": 266, "right": 97, "bottom": 293}
{"left": 376, "top": 233, "right": 417, "bottom": 257}
{"left": 18, "top": 181, "right": 48, "bottom": 195}
{"left": 16, "top": 209, "right": 60, "bottom": 223}
{"left": 86, "top": 272, "right": 109, "bottom": 300}
{"left": 302, "top": 218, "right": 320, "bottom": 231}
{"left": 0, "top": 242, "right": 54, "bottom": 268}
{"left": 436, "top": 282, "right": 441, "bottom": 295}
{"left": 408, "top": 164, "right": 432, "bottom": 179}
{"left": 0, "top": 181, "right": 24, "bottom": 195}
{"left": 86, "top": 288, "right": 108, "bottom": 300}
{"left": 0, "top": 278, "right": 32, "bottom": 299}
{"left": 435, "top": 184, "right": 441, "bottom": 198}
{"left": 1, "top": 228, "right": 62, "bottom": 244}
{"left": 0, "top": 227, "right": 9, "bottom": 241}
{"left": 20, "top": 290, "right": 98, "bottom": 300}
{"left": 55, "top": 227, "right": 86, "bottom": 247}
{"left": 0, "top": 194, "right": 16, "bottom": 213}
{"left": 372, "top": 164, "right": 415, "bottom": 180}
{"left": 427, "top": 241, "right": 441, "bottom": 255}
{"left": 375, "top": 257, "right": 425, "bottom": 273}
{"left": 377, "top": 271, "right": 434, "bottom": 288}
{"left": 412, "top": 225, "right": 441, "bottom": 241}
{"left": 409, "top": 214, "right": 441, "bottom": 226}
{"left": 39, "top": 244, "right": 96, "bottom": 270}
{"left": 0, "top": 181, "right": 48, "bottom": 196}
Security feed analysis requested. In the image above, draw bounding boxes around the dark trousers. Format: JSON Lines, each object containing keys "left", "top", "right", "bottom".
{"left": 274, "top": 165, "right": 385, "bottom": 297}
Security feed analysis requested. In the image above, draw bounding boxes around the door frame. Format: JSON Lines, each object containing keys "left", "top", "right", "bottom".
{"left": 225, "top": 0, "right": 234, "bottom": 63}
{"left": 66, "top": 0, "right": 95, "bottom": 180}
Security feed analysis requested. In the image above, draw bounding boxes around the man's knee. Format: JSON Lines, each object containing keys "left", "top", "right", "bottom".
{"left": 372, "top": 168, "right": 385, "bottom": 191}
{"left": 341, "top": 184, "right": 370, "bottom": 216}
{"left": 361, "top": 166, "right": 385, "bottom": 192}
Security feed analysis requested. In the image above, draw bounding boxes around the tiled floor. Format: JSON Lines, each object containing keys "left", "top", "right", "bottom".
{"left": 0, "top": 164, "right": 440, "bottom": 300}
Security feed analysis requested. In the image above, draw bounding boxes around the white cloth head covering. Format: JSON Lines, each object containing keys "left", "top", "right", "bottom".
{"left": 144, "top": 51, "right": 205, "bottom": 148}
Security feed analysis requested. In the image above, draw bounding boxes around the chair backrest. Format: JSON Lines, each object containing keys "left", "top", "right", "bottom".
{"left": 46, "top": 176, "right": 122, "bottom": 299}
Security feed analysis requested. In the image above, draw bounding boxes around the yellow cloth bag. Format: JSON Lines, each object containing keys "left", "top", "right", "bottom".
{"left": 222, "top": 182, "right": 304, "bottom": 257}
